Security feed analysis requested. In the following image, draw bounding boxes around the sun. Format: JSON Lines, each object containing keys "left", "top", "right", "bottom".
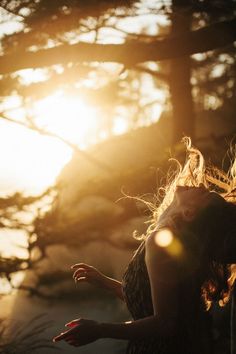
{"left": 0, "top": 91, "right": 101, "bottom": 196}
{"left": 33, "top": 91, "right": 98, "bottom": 149}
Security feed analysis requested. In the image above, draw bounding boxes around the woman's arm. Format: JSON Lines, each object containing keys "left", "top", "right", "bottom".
{"left": 99, "top": 314, "right": 176, "bottom": 339}
{"left": 145, "top": 229, "right": 180, "bottom": 322}
{"left": 53, "top": 314, "right": 175, "bottom": 346}
{"left": 101, "top": 230, "right": 180, "bottom": 339}
{"left": 54, "top": 232, "right": 179, "bottom": 346}
{"left": 72, "top": 263, "right": 124, "bottom": 301}
{"left": 101, "top": 229, "right": 181, "bottom": 339}
{"left": 100, "top": 275, "right": 124, "bottom": 300}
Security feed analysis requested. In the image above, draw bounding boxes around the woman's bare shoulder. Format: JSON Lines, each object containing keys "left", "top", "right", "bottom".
{"left": 145, "top": 228, "right": 171, "bottom": 249}
{"left": 145, "top": 230, "right": 165, "bottom": 257}
{"left": 145, "top": 228, "right": 176, "bottom": 263}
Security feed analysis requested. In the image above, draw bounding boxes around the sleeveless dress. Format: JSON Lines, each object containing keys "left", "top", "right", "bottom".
{"left": 122, "top": 240, "right": 213, "bottom": 354}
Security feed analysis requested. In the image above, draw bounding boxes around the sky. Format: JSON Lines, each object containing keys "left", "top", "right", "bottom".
{"left": 0, "top": 6, "right": 166, "bottom": 197}
{"left": 0, "top": 9, "right": 70, "bottom": 196}
{"left": 0, "top": 4, "right": 166, "bottom": 270}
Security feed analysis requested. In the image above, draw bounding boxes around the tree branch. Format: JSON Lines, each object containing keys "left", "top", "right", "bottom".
{"left": 133, "top": 64, "right": 169, "bottom": 81}
{"left": 0, "top": 18, "right": 236, "bottom": 74}
{"left": 0, "top": 113, "right": 113, "bottom": 172}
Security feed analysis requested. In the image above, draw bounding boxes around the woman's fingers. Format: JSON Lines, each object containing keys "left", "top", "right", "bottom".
{"left": 53, "top": 318, "right": 99, "bottom": 347}
{"left": 73, "top": 269, "right": 91, "bottom": 283}
{"left": 64, "top": 332, "right": 81, "bottom": 346}
{"left": 65, "top": 334, "right": 79, "bottom": 345}
{"left": 67, "top": 340, "right": 80, "bottom": 347}
{"left": 53, "top": 332, "right": 67, "bottom": 342}
{"left": 71, "top": 263, "right": 94, "bottom": 270}
{"left": 73, "top": 269, "right": 85, "bottom": 279}
{"left": 53, "top": 324, "right": 80, "bottom": 342}
{"left": 73, "top": 267, "right": 88, "bottom": 278}
{"left": 71, "top": 264, "right": 104, "bottom": 286}
{"left": 65, "top": 321, "right": 79, "bottom": 328}
{"left": 65, "top": 319, "right": 80, "bottom": 327}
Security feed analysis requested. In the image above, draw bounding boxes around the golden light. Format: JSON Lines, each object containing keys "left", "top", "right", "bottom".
{"left": 0, "top": 90, "right": 102, "bottom": 195}
{"left": 112, "top": 117, "right": 129, "bottom": 135}
{"left": 0, "top": 229, "right": 28, "bottom": 258}
{"left": 155, "top": 228, "right": 173, "bottom": 247}
{"left": 155, "top": 229, "right": 183, "bottom": 257}
{"left": 33, "top": 91, "right": 99, "bottom": 148}
{"left": 0, "top": 91, "right": 103, "bottom": 290}
{"left": 0, "top": 89, "right": 103, "bottom": 267}
{"left": 0, "top": 119, "right": 72, "bottom": 195}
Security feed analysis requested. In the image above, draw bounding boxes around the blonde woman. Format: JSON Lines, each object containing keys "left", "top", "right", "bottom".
{"left": 53, "top": 139, "right": 236, "bottom": 354}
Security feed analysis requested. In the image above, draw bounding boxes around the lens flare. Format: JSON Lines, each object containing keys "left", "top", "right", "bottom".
{"left": 155, "top": 229, "right": 173, "bottom": 247}
{"left": 155, "top": 229, "right": 183, "bottom": 257}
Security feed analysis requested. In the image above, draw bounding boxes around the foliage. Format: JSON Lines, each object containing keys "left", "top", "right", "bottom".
{"left": 0, "top": 188, "right": 57, "bottom": 294}
{"left": 0, "top": 0, "right": 235, "bottom": 139}
{"left": 0, "top": 314, "right": 56, "bottom": 354}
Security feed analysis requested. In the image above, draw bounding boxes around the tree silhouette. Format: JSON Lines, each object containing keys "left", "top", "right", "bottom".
{"left": 0, "top": 0, "right": 235, "bottom": 143}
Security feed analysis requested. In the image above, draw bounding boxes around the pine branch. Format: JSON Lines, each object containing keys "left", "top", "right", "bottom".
{"left": 0, "top": 18, "right": 235, "bottom": 74}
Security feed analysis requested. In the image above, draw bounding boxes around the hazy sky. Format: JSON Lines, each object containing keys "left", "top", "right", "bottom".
{"left": 0, "top": 5, "right": 166, "bottom": 197}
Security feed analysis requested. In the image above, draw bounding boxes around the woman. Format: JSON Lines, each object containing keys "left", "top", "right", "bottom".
{"left": 53, "top": 139, "right": 236, "bottom": 353}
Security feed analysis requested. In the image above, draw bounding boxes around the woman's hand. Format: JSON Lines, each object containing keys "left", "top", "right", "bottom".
{"left": 71, "top": 263, "right": 124, "bottom": 300}
{"left": 53, "top": 318, "right": 101, "bottom": 347}
{"left": 72, "top": 263, "right": 107, "bottom": 288}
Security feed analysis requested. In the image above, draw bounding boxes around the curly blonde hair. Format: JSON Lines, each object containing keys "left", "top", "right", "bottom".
{"left": 145, "top": 137, "right": 236, "bottom": 309}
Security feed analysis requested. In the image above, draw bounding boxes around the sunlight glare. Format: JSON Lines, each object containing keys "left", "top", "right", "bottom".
{"left": 113, "top": 117, "right": 129, "bottom": 135}
{"left": 34, "top": 91, "right": 99, "bottom": 148}
{"left": 18, "top": 68, "right": 49, "bottom": 85}
{"left": 155, "top": 229, "right": 173, "bottom": 247}
{"left": 0, "top": 120, "right": 71, "bottom": 195}
{"left": 0, "top": 229, "right": 28, "bottom": 258}
{"left": 0, "top": 91, "right": 100, "bottom": 195}
{"left": 155, "top": 229, "right": 183, "bottom": 257}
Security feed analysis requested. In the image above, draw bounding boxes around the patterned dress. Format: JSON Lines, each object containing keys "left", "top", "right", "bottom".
{"left": 122, "top": 240, "right": 213, "bottom": 354}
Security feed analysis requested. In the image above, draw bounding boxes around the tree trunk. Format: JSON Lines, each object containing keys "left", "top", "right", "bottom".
{"left": 169, "top": 2, "right": 195, "bottom": 144}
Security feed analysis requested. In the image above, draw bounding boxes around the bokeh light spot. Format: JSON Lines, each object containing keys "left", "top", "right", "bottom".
{"left": 155, "top": 228, "right": 183, "bottom": 257}
{"left": 155, "top": 229, "right": 173, "bottom": 247}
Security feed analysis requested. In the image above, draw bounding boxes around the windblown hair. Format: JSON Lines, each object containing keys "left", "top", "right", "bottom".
{"left": 152, "top": 137, "right": 236, "bottom": 223}
{"left": 145, "top": 137, "right": 236, "bottom": 309}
